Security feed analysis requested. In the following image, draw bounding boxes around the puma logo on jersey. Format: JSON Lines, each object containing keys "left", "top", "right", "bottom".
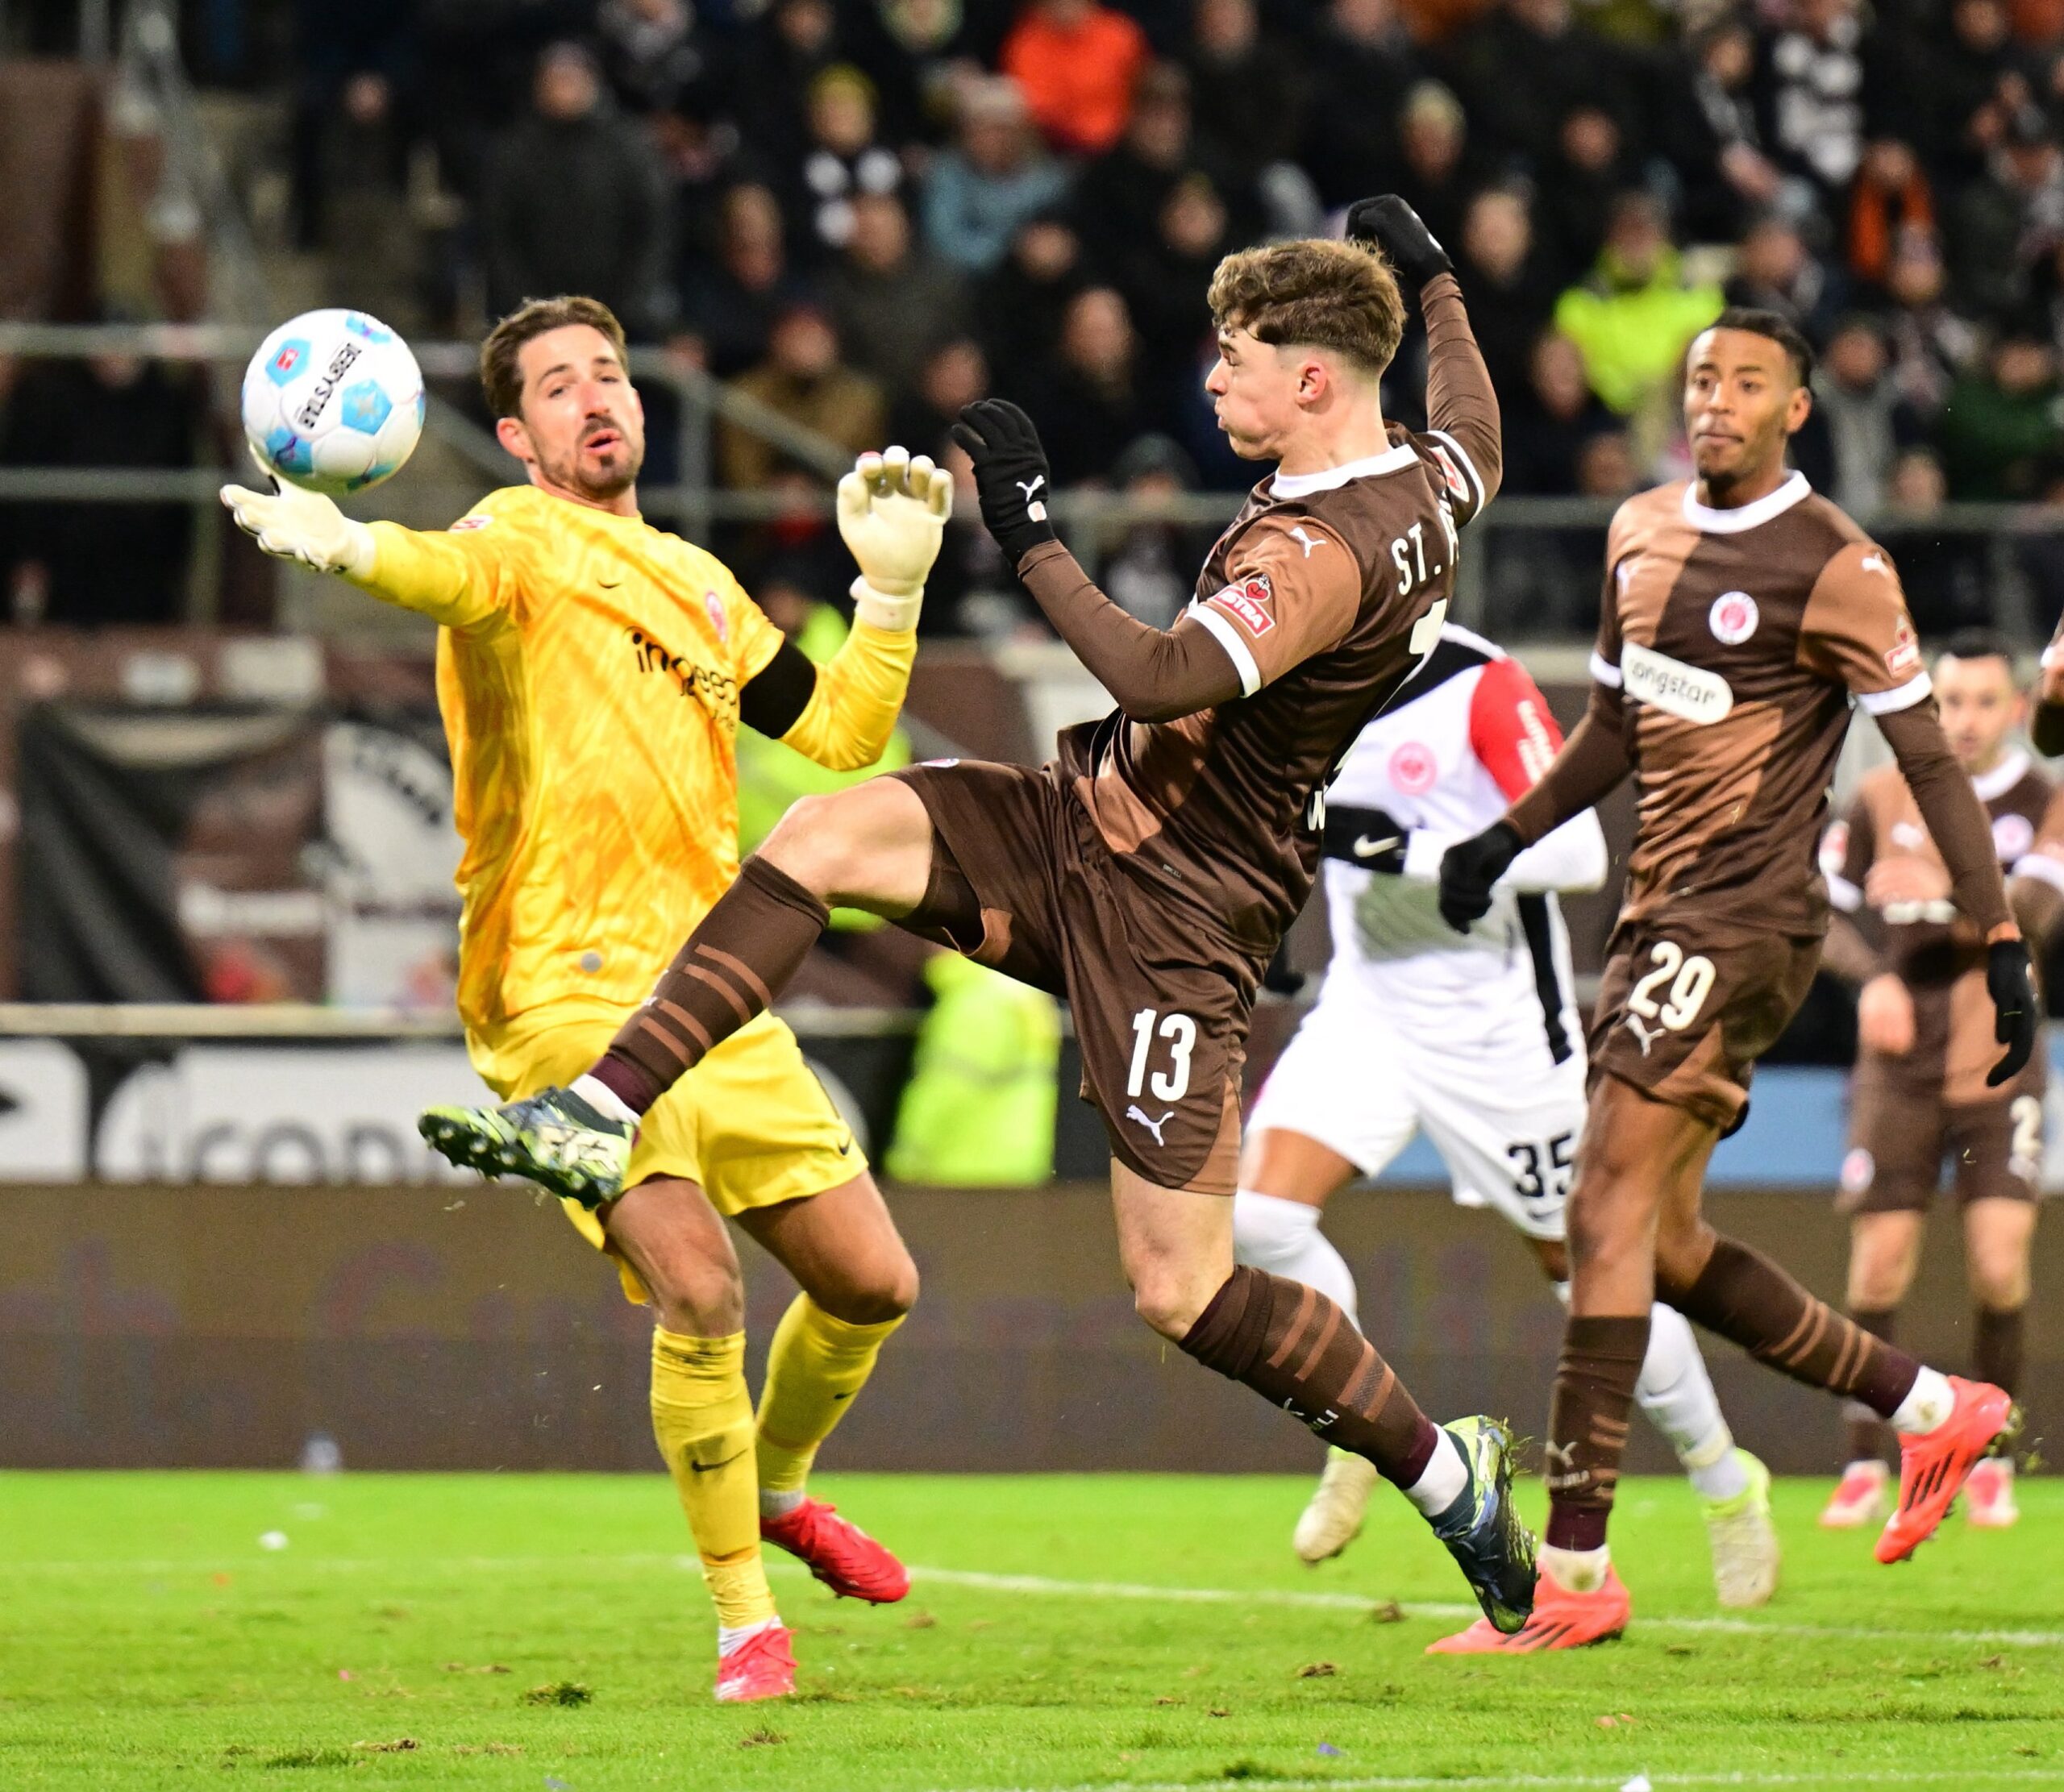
{"left": 1288, "top": 525, "right": 1327, "bottom": 558}
{"left": 1622, "top": 1012, "right": 1664, "bottom": 1058}
{"left": 1860, "top": 554, "right": 1887, "bottom": 574}
{"left": 1126, "top": 1104, "right": 1175, "bottom": 1145}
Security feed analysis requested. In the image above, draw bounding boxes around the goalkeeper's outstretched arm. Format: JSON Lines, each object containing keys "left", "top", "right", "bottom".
{"left": 739, "top": 447, "right": 952, "bottom": 771}
{"left": 218, "top": 474, "right": 504, "bottom": 629}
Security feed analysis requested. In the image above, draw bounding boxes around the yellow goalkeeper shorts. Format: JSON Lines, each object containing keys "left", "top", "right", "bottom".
{"left": 467, "top": 996, "right": 865, "bottom": 1303}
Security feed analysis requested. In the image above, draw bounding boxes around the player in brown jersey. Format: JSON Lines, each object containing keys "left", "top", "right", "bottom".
{"left": 418, "top": 198, "right": 1546, "bottom": 1635}
{"left": 1818, "top": 633, "right": 2062, "bottom": 1532}
{"left": 1433, "top": 308, "right": 2037, "bottom": 1653}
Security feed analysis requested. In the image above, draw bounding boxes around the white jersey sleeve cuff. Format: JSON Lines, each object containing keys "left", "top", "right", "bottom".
{"left": 1858, "top": 669, "right": 1933, "bottom": 715}
{"left": 1826, "top": 871, "right": 1865, "bottom": 913}
{"left": 1191, "top": 602, "right": 1263, "bottom": 697}
{"left": 1589, "top": 651, "right": 1623, "bottom": 689}
{"left": 1402, "top": 830, "right": 1454, "bottom": 881}
{"left": 1426, "top": 429, "right": 1486, "bottom": 515}
{"left": 2011, "top": 850, "right": 2064, "bottom": 895}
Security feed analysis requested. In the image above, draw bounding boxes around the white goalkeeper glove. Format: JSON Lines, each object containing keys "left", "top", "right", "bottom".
{"left": 219, "top": 465, "right": 377, "bottom": 579}
{"left": 837, "top": 444, "right": 951, "bottom": 631}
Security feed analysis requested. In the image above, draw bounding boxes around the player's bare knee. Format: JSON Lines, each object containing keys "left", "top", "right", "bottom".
{"left": 759, "top": 792, "right": 859, "bottom": 895}
{"left": 1653, "top": 1220, "right": 1717, "bottom": 1301}
{"left": 1131, "top": 1270, "right": 1211, "bottom": 1341}
{"left": 1968, "top": 1251, "right": 2030, "bottom": 1312}
{"left": 817, "top": 1257, "right": 920, "bottom": 1326}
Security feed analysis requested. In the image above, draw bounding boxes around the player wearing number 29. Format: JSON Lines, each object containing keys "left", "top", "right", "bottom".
{"left": 422, "top": 198, "right": 1550, "bottom": 1636}
{"left": 1237, "top": 623, "right": 1781, "bottom": 1611}
{"left": 1434, "top": 308, "right": 2037, "bottom": 1653}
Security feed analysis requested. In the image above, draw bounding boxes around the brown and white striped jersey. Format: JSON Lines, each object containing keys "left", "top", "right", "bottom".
{"left": 1591, "top": 471, "right": 1930, "bottom": 934}
{"left": 1827, "top": 753, "right": 2062, "bottom": 1100}
{"left": 1055, "top": 424, "right": 1487, "bottom": 952}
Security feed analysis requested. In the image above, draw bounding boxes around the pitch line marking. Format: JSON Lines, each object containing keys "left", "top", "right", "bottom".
{"left": 897, "top": 1563, "right": 2064, "bottom": 1649}
{"left": 8, "top": 1553, "right": 2061, "bottom": 1649}
{"left": 964, "top": 1773, "right": 2064, "bottom": 1792}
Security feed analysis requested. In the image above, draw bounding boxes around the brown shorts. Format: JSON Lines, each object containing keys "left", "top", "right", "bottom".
{"left": 889, "top": 759, "right": 1263, "bottom": 1194}
{"left": 1839, "top": 1076, "right": 2048, "bottom": 1215}
{"left": 1588, "top": 917, "right": 1822, "bottom": 1133}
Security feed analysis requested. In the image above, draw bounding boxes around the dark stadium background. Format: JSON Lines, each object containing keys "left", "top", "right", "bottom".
{"left": 0, "top": 0, "right": 2057, "bottom": 1476}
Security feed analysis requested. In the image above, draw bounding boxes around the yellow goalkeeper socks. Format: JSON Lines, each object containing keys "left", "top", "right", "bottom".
{"left": 756, "top": 1295, "right": 905, "bottom": 1511}
{"left": 649, "top": 1328, "right": 777, "bottom": 1632}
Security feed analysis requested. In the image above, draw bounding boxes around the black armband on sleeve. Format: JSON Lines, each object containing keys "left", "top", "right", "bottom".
{"left": 738, "top": 638, "right": 820, "bottom": 739}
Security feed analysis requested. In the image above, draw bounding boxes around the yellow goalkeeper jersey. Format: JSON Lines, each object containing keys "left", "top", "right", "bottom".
{"left": 356, "top": 484, "right": 787, "bottom": 1032}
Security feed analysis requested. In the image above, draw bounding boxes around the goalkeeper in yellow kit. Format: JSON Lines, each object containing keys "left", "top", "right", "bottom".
{"left": 221, "top": 296, "right": 952, "bottom": 1704}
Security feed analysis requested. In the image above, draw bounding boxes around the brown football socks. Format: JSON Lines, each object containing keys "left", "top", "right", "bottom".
{"left": 1180, "top": 1265, "right": 1440, "bottom": 1487}
{"left": 1543, "top": 1315, "right": 1649, "bottom": 1552}
{"left": 1666, "top": 1237, "right": 1920, "bottom": 1418}
{"left": 1975, "top": 1303, "right": 2024, "bottom": 1399}
{"left": 1842, "top": 1306, "right": 1900, "bottom": 1466}
{"left": 592, "top": 856, "right": 830, "bottom": 1116}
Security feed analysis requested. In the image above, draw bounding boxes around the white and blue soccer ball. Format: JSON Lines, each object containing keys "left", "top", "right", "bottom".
{"left": 241, "top": 309, "right": 425, "bottom": 496}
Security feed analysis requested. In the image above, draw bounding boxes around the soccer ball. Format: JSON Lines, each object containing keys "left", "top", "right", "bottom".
{"left": 241, "top": 309, "right": 425, "bottom": 496}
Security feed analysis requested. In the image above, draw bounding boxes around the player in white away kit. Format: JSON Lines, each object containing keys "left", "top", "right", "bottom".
{"left": 1238, "top": 624, "right": 1782, "bottom": 1608}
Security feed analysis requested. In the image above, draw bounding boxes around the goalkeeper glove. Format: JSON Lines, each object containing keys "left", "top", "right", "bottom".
{"left": 1985, "top": 936, "right": 2039, "bottom": 1087}
{"left": 951, "top": 398, "right": 1058, "bottom": 567}
{"left": 1345, "top": 195, "right": 1453, "bottom": 289}
{"left": 1437, "top": 820, "right": 1522, "bottom": 933}
{"left": 837, "top": 445, "right": 953, "bottom": 631}
{"left": 219, "top": 468, "right": 377, "bottom": 578}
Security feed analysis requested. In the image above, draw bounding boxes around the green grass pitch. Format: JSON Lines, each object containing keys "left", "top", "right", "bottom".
{"left": 1, "top": 1470, "right": 2059, "bottom": 1790}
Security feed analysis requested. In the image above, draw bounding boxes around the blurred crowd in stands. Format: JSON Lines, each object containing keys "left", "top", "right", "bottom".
{"left": 9, "top": 0, "right": 2064, "bottom": 637}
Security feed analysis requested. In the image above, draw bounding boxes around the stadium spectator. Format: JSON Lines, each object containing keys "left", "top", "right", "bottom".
{"left": 921, "top": 76, "right": 1071, "bottom": 273}
{"left": 1575, "top": 429, "right": 1641, "bottom": 501}
{"left": 1026, "top": 285, "right": 1148, "bottom": 484}
{"left": 1099, "top": 434, "right": 1212, "bottom": 629}
{"left": 1915, "top": 0, "right": 2035, "bottom": 186}
{"left": 1947, "top": 105, "right": 2064, "bottom": 319}
{"left": 975, "top": 212, "right": 1088, "bottom": 380}
{"left": 1811, "top": 315, "right": 1925, "bottom": 514}
{"left": 1878, "top": 445, "right": 1992, "bottom": 632}
{"left": 1118, "top": 173, "right": 1235, "bottom": 405}
{"left": 1302, "top": 0, "right": 1423, "bottom": 209}
{"left": 788, "top": 65, "right": 906, "bottom": 256}
{"left": 288, "top": 0, "right": 418, "bottom": 253}
{"left": 1882, "top": 228, "right": 1983, "bottom": 413}
{"left": 481, "top": 43, "right": 672, "bottom": 338}
{"left": 1937, "top": 329, "right": 2064, "bottom": 498}
{"left": 597, "top": 0, "right": 708, "bottom": 116}
{"left": 1501, "top": 329, "right": 1621, "bottom": 495}
{"left": 1534, "top": 103, "right": 1643, "bottom": 278}
{"left": 1455, "top": 186, "right": 1562, "bottom": 398}
{"left": 1723, "top": 212, "right": 1845, "bottom": 342}
{"left": 1752, "top": 0, "right": 1888, "bottom": 200}
{"left": 1553, "top": 192, "right": 1725, "bottom": 416}
{"left": 890, "top": 336, "right": 992, "bottom": 464}
{"left": 1181, "top": 0, "right": 1307, "bottom": 175}
{"left": 720, "top": 302, "right": 887, "bottom": 489}
{"left": 679, "top": 183, "right": 814, "bottom": 379}
{"left": 1686, "top": 19, "right": 1785, "bottom": 232}
{"left": 1445, "top": 0, "right": 1637, "bottom": 172}
{"left": 1392, "top": 82, "right": 1482, "bottom": 264}
{"left": 1071, "top": 64, "right": 1255, "bottom": 276}
{"left": 734, "top": 0, "right": 847, "bottom": 163}
{"left": 1846, "top": 139, "right": 1936, "bottom": 295}
{"left": 823, "top": 190, "right": 970, "bottom": 392}
{"left": 1001, "top": 0, "right": 1151, "bottom": 156}
{"left": 0, "top": 348, "right": 205, "bottom": 626}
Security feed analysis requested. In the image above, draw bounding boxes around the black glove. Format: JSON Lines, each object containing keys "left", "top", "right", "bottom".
{"left": 1321, "top": 803, "right": 1409, "bottom": 875}
{"left": 951, "top": 398, "right": 1059, "bottom": 567}
{"left": 1345, "top": 194, "right": 1453, "bottom": 290}
{"left": 1438, "top": 820, "right": 1523, "bottom": 933}
{"left": 1985, "top": 936, "right": 2040, "bottom": 1087}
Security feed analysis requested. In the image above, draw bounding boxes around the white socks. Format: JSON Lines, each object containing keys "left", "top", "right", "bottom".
{"left": 572, "top": 1072, "right": 639, "bottom": 1126}
{"left": 759, "top": 1488, "right": 804, "bottom": 1520}
{"left": 1554, "top": 1284, "right": 1746, "bottom": 1503}
{"left": 717, "top": 1614, "right": 782, "bottom": 1656}
{"left": 1540, "top": 1540, "right": 1611, "bottom": 1593}
{"left": 1400, "top": 1428, "right": 1470, "bottom": 1517}
{"left": 1891, "top": 1365, "right": 1954, "bottom": 1434}
{"left": 1231, "top": 1190, "right": 1360, "bottom": 1324}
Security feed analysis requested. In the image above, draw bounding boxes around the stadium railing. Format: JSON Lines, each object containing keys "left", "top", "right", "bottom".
{"left": 8, "top": 322, "right": 2064, "bottom": 643}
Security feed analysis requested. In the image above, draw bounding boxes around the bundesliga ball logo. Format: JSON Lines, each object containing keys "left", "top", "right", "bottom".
{"left": 241, "top": 308, "right": 425, "bottom": 497}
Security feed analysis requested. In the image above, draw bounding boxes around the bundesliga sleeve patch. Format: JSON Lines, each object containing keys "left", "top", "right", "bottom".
{"left": 1209, "top": 573, "right": 1276, "bottom": 637}
{"left": 1884, "top": 617, "right": 1921, "bottom": 677}
{"left": 450, "top": 514, "right": 493, "bottom": 533}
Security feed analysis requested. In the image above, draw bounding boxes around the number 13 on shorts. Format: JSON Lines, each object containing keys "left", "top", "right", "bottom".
{"left": 1129, "top": 1008, "right": 1197, "bottom": 1101}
